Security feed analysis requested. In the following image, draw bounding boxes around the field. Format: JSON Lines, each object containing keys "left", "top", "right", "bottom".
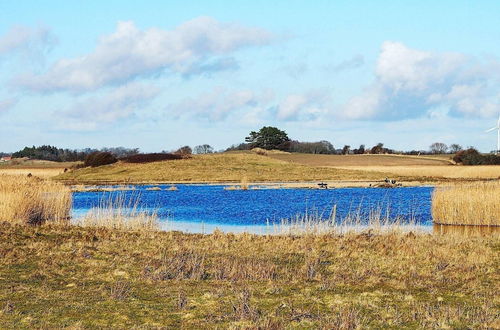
{"left": 268, "top": 153, "right": 500, "bottom": 180}
{"left": 0, "top": 159, "right": 79, "bottom": 179}
{"left": 0, "top": 223, "right": 498, "bottom": 328}
{"left": 55, "top": 153, "right": 392, "bottom": 184}
{"left": 268, "top": 153, "right": 454, "bottom": 166}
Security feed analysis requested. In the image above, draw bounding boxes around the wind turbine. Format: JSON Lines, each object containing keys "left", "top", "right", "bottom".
{"left": 485, "top": 115, "right": 500, "bottom": 154}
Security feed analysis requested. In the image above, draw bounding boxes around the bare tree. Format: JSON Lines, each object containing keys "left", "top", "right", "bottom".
{"left": 429, "top": 142, "right": 448, "bottom": 154}
{"left": 193, "top": 144, "right": 214, "bottom": 154}
{"left": 449, "top": 144, "right": 463, "bottom": 154}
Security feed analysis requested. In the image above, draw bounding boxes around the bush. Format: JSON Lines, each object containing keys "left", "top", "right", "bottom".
{"left": 121, "top": 153, "right": 184, "bottom": 163}
{"left": 84, "top": 152, "right": 117, "bottom": 167}
{"left": 453, "top": 148, "right": 500, "bottom": 165}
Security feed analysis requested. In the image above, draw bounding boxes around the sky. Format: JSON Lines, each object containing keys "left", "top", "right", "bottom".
{"left": 1, "top": 0, "right": 500, "bottom": 152}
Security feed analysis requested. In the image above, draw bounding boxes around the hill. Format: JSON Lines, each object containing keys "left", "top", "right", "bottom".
{"left": 56, "top": 153, "right": 390, "bottom": 184}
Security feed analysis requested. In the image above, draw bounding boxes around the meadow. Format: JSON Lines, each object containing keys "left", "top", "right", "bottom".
{"left": 55, "top": 153, "right": 392, "bottom": 184}
{"left": 1, "top": 155, "right": 499, "bottom": 328}
{"left": 1, "top": 222, "right": 498, "bottom": 328}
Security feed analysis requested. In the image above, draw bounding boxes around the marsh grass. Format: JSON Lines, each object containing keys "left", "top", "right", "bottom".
{"left": 76, "top": 192, "right": 159, "bottom": 231}
{"left": 432, "top": 181, "right": 500, "bottom": 226}
{"left": 0, "top": 174, "right": 71, "bottom": 224}
{"left": 275, "top": 204, "right": 419, "bottom": 235}
{"left": 0, "top": 223, "right": 498, "bottom": 328}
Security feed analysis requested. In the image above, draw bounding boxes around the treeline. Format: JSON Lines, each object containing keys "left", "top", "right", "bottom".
{"left": 12, "top": 145, "right": 139, "bottom": 162}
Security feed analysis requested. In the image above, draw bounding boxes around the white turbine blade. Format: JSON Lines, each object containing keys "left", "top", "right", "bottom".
{"left": 485, "top": 127, "right": 497, "bottom": 132}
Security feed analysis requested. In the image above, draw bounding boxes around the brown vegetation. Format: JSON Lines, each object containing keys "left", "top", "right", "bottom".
{"left": 268, "top": 153, "right": 453, "bottom": 166}
{"left": 56, "top": 153, "right": 386, "bottom": 184}
{"left": 0, "top": 174, "right": 71, "bottom": 224}
{"left": 0, "top": 223, "right": 498, "bottom": 328}
{"left": 432, "top": 182, "right": 500, "bottom": 226}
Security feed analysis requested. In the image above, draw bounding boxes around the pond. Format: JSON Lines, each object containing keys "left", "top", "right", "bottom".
{"left": 72, "top": 184, "right": 434, "bottom": 233}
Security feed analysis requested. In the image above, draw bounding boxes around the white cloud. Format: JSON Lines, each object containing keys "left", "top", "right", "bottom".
{"left": 169, "top": 87, "right": 274, "bottom": 120}
{"left": 0, "top": 98, "right": 18, "bottom": 115}
{"left": 55, "top": 82, "right": 159, "bottom": 130}
{"left": 276, "top": 91, "right": 329, "bottom": 121}
{"left": 15, "top": 17, "right": 273, "bottom": 92}
{"left": 342, "top": 42, "right": 500, "bottom": 120}
{"left": 0, "top": 25, "right": 56, "bottom": 57}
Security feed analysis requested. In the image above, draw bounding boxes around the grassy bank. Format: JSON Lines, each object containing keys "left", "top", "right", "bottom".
{"left": 55, "top": 153, "right": 391, "bottom": 184}
{"left": 432, "top": 182, "right": 500, "bottom": 226}
{"left": 0, "top": 223, "right": 498, "bottom": 328}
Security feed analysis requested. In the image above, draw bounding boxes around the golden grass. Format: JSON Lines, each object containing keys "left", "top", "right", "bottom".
{"left": 0, "top": 168, "right": 68, "bottom": 179}
{"left": 269, "top": 153, "right": 453, "bottom": 166}
{"left": 432, "top": 181, "right": 500, "bottom": 226}
{"left": 0, "top": 223, "right": 498, "bottom": 328}
{"left": 0, "top": 174, "right": 71, "bottom": 224}
{"left": 274, "top": 204, "right": 418, "bottom": 235}
{"left": 337, "top": 165, "right": 500, "bottom": 179}
{"left": 75, "top": 193, "right": 159, "bottom": 231}
{"left": 56, "top": 153, "right": 386, "bottom": 184}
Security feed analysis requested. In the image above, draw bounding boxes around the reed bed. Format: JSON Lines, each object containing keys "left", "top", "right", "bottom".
{"left": 75, "top": 192, "right": 159, "bottom": 231}
{"left": 275, "top": 204, "right": 418, "bottom": 235}
{"left": 432, "top": 181, "right": 500, "bottom": 226}
{"left": 0, "top": 174, "right": 71, "bottom": 224}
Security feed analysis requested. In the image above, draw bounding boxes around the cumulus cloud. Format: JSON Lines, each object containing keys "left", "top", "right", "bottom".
{"left": 15, "top": 17, "right": 273, "bottom": 92}
{"left": 0, "top": 25, "right": 56, "bottom": 57}
{"left": 342, "top": 42, "right": 500, "bottom": 120}
{"left": 0, "top": 98, "right": 18, "bottom": 115}
{"left": 276, "top": 91, "right": 329, "bottom": 121}
{"left": 55, "top": 82, "right": 159, "bottom": 130}
{"left": 168, "top": 87, "right": 274, "bottom": 120}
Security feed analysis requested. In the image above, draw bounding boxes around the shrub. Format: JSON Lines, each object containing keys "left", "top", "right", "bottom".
{"left": 121, "top": 153, "right": 184, "bottom": 163}
{"left": 84, "top": 152, "right": 117, "bottom": 167}
{"left": 453, "top": 148, "right": 500, "bottom": 165}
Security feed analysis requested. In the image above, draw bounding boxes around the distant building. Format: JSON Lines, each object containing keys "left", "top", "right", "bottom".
{"left": 0, "top": 156, "right": 12, "bottom": 162}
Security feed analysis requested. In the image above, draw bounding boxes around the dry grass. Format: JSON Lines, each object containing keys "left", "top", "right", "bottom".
{"left": 274, "top": 204, "right": 418, "bottom": 236}
{"left": 337, "top": 165, "right": 500, "bottom": 180}
{"left": 432, "top": 181, "right": 500, "bottom": 226}
{"left": 56, "top": 153, "right": 386, "bottom": 184}
{"left": 0, "top": 168, "right": 68, "bottom": 179}
{"left": 76, "top": 193, "right": 159, "bottom": 231}
{"left": 0, "top": 174, "right": 71, "bottom": 224}
{"left": 269, "top": 153, "right": 453, "bottom": 166}
{"left": 0, "top": 223, "right": 498, "bottom": 328}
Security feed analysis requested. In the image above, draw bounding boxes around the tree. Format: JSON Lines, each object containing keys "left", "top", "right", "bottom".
{"left": 341, "top": 145, "right": 351, "bottom": 155}
{"left": 193, "top": 144, "right": 214, "bottom": 154}
{"left": 449, "top": 144, "right": 463, "bottom": 154}
{"left": 370, "top": 143, "right": 385, "bottom": 154}
{"left": 354, "top": 144, "right": 365, "bottom": 154}
{"left": 175, "top": 146, "right": 192, "bottom": 155}
{"left": 245, "top": 126, "right": 290, "bottom": 150}
{"left": 429, "top": 142, "right": 448, "bottom": 154}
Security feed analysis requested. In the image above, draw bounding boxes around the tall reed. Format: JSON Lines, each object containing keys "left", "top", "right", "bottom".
{"left": 76, "top": 192, "right": 159, "bottom": 231}
{"left": 275, "top": 204, "right": 417, "bottom": 235}
{"left": 0, "top": 174, "right": 71, "bottom": 224}
{"left": 432, "top": 181, "right": 500, "bottom": 226}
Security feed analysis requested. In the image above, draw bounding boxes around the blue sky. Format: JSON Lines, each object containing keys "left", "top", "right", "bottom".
{"left": 1, "top": 0, "right": 500, "bottom": 152}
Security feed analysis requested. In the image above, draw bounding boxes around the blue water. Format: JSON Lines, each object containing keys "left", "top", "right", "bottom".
{"left": 72, "top": 185, "right": 434, "bottom": 227}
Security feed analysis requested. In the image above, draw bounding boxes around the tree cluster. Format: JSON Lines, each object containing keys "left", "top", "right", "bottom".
{"left": 12, "top": 145, "right": 139, "bottom": 162}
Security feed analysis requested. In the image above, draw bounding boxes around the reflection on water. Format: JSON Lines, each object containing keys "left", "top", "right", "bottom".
{"left": 433, "top": 224, "right": 500, "bottom": 237}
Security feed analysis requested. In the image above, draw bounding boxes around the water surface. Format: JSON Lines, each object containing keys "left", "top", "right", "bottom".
{"left": 72, "top": 184, "right": 433, "bottom": 233}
